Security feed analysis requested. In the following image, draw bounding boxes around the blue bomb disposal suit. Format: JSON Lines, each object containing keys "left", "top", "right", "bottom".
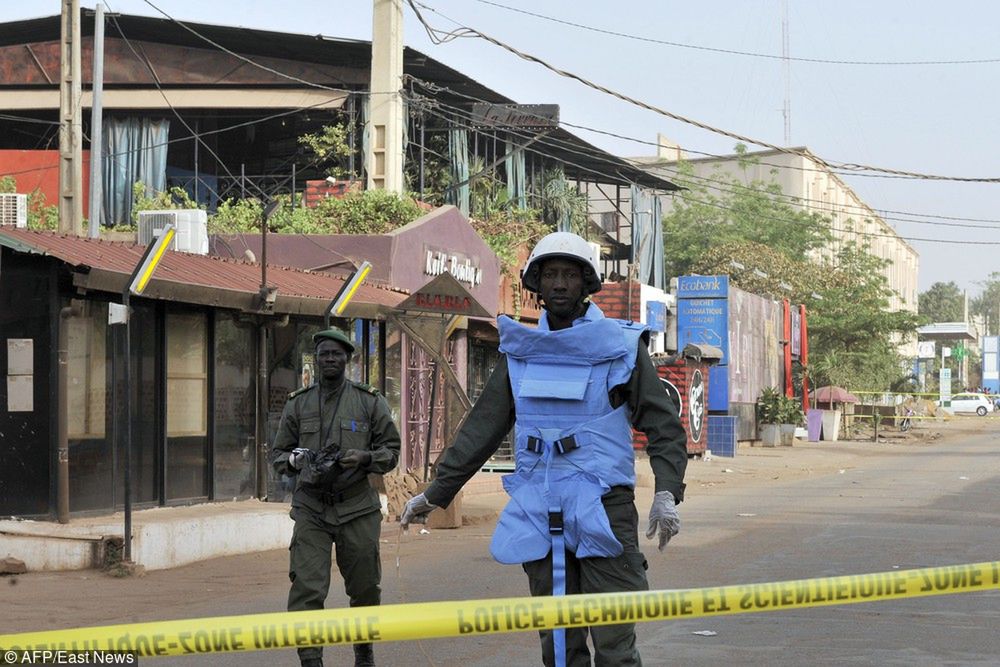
{"left": 402, "top": 232, "right": 688, "bottom": 666}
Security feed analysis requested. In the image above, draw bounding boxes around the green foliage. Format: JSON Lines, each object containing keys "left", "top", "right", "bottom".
{"left": 971, "top": 272, "right": 1000, "bottom": 336}
{"left": 298, "top": 122, "right": 352, "bottom": 179}
{"left": 669, "top": 147, "right": 920, "bottom": 393}
{"left": 469, "top": 214, "right": 548, "bottom": 278}
{"left": 919, "top": 281, "right": 964, "bottom": 323}
{"left": 403, "top": 131, "right": 452, "bottom": 206}
{"left": 779, "top": 393, "right": 804, "bottom": 425}
{"left": 1, "top": 175, "right": 59, "bottom": 230}
{"left": 209, "top": 190, "right": 423, "bottom": 236}
{"left": 756, "top": 387, "right": 784, "bottom": 425}
{"left": 541, "top": 168, "right": 589, "bottom": 235}
{"left": 208, "top": 197, "right": 265, "bottom": 234}
{"left": 308, "top": 189, "right": 421, "bottom": 234}
{"left": 661, "top": 152, "right": 831, "bottom": 279}
{"left": 131, "top": 182, "right": 200, "bottom": 224}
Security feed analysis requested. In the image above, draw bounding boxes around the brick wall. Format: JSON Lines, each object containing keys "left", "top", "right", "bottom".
{"left": 303, "top": 179, "right": 361, "bottom": 207}
{"left": 592, "top": 280, "right": 642, "bottom": 322}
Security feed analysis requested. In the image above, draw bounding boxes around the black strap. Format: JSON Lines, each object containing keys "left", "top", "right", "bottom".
{"left": 301, "top": 480, "right": 370, "bottom": 506}
{"left": 555, "top": 435, "right": 578, "bottom": 454}
{"left": 548, "top": 510, "right": 564, "bottom": 535}
{"left": 526, "top": 436, "right": 543, "bottom": 454}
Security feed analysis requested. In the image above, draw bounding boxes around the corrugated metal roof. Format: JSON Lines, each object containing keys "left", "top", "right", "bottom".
{"left": 0, "top": 228, "right": 405, "bottom": 316}
{"left": 0, "top": 12, "right": 678, "bottom": 192}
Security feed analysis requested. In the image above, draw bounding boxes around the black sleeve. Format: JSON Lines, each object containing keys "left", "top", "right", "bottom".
{"left": 424, "top": 357, "right": 516, "bottom": 508}
{"left": 628, "top": 345, "right": 688, "bottom": 502}
{"left": 366, "top": 393, "right": 401, "bottom": 474}
{"left": 271, "top": 396, "right": 300, "bottom": 477}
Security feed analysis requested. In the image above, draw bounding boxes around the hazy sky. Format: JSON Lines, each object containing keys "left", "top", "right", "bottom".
{"left": 5, "top": 1, "right": 998, "bottom": 296}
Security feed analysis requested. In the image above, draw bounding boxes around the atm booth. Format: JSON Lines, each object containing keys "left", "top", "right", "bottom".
{"left": 634, "top": 343, "right": 722, "bottom": 456}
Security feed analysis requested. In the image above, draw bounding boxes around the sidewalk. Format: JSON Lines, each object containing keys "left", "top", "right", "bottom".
{"left": 1, "top": 423, "right": 964, "bottom": 573}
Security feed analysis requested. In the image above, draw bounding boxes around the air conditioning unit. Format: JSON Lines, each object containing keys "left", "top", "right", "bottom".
{"left": 137, "top": 209, "right": 208, "bottom": 254}
{"left": 0, "top": 193, "right": 28, "bottom": 228}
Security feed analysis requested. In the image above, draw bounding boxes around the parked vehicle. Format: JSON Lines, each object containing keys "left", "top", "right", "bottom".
{"left": 937, "top": 392, "right": 993, "bottom": 416}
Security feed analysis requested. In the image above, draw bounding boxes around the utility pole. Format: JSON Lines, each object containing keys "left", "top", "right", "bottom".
{"left": 87, "top": 3, "right": 105, "bottom": 238}
{"left": 59, "top": 0, "right": 83, "bottom": 235}
{"left": 781, "top": 0, "right": 791, "bottom": 146}
{"left": 367, "top": 0, "right": 405, "bottom": 193}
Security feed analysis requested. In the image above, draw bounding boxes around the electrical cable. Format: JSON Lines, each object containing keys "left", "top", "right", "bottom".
{"left": 406, "top": 81, "right": 1000, "bottom": 230}
{"left": 137, "top": 0, "right": 359, "bottom": 94}
{"left": 412, "top": 101, "right": 1000, "bottom": 246}
{"left": 407, "top": 0, "right": 1000, "bottom": 183}
{"left": 111, "top": 14, "right": 265, "bottom": 202}
{"left": 474, "top": 0, "right": 1000, "bottom": 67}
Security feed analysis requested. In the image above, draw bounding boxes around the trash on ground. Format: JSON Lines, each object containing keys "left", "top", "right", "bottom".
{"left": 691, "top": 630, "right": 718, "bottom": 637}
{"left": 419, "top": 528, "right": 430, "bottom": 535}
{"left": 737, "top": 513, "right": 757, "bottom": 517}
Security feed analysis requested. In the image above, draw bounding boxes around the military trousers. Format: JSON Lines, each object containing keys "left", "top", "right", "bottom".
{"left": 522, "top": 490, "right": 649, "bottom": 667}
{"left": 287, "top": 505, "right": 382, "bottom": 662}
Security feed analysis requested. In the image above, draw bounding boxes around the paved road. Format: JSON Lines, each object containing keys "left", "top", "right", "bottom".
{"left": 5, "top": 424, "right": 999, "bottom": 666}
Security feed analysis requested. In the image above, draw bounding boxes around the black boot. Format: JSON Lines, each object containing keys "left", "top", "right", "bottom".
{"left": 300, "top": 658, "right": 323, "bottom": 667}
{"left": 353, "top": 643, "right": 375, "bottom": 667}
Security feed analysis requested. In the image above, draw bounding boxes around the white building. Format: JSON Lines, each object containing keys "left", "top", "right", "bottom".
{"left": 588, "top": 139, "right": 920, "bottom": 357}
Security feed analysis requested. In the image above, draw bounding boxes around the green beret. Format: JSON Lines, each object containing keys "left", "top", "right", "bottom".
{"left": 312, "top": 328, "right": 355, "bottom": 353}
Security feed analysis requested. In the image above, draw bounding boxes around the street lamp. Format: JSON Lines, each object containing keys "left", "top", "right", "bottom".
{"left": 117, "top": 224, "right": 175, "bottom": 563}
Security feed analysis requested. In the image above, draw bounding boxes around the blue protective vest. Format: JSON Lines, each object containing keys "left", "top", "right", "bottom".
{"left": 489, "top": 303, "right": 647, "bottom": 565}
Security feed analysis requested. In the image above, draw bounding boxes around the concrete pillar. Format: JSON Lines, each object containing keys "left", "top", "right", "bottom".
{"left": 59, "top": 0, "right": 83, "bottom": 235}
{"left": 367, "top": 0, "right": 405, "bottom": 193}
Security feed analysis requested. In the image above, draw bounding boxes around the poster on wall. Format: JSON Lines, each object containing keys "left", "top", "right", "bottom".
{"left": 301, "top": 353, "right": 315, "bottom": 389}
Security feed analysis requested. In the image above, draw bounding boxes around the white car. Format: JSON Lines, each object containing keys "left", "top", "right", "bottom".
{"left": 937, "top": 392, "right": 993, "bottom": 416}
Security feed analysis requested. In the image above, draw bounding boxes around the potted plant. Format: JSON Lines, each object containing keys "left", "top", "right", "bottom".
{"left": 778, "top": 394, "right": 804, "bottom": 446}
{"left": 756, "top": 387, "right": 783, "bottom": 447}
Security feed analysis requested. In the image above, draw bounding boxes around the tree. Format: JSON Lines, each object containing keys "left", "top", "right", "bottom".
{"left": 0, "top": 175, "right": 58, "bottom": 229}
{"left": 662, "top": 146, "right": 831, "bottom": 278}
{"left": 297, "top": 121, "right": 353, "bottom": 180}
{"left": 971, "top": 272, "right": 1000, "bottom": 335}
{"left": 665, "top": 146, "right": 920, "bottom": 392}
{"left": 694, "top": 240, "right": 920, "bottom": 391}
{"left": 918, "top": 281, "right": 964, "bottom": 323}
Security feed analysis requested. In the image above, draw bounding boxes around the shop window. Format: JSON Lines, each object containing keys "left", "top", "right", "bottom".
{"left": 67, "top": 302, "right": 112, "bottom": 512}
{"left": 213, "top": 315, "right": 255, "bottom": 500}
{"left": 165, "top": 311, "right": 209, "bottom": 500}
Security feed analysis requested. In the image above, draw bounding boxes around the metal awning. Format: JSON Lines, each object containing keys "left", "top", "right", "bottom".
{"left": 916, "top": 322, "right": 977, "bottom": 342}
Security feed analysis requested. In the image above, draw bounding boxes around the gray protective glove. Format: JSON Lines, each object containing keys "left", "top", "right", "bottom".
{"left": 646, "top": 490, "right": 680, "bottom": 551}
{"left": 400, "top": 492, "right": 438, "bottom": 529}
{"left": 288, "top": 447, "right": 313, "bottom": 471}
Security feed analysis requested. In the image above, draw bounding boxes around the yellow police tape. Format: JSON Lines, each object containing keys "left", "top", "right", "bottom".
{"left": 1, "top": 561, "right": 997, "bottom": 658}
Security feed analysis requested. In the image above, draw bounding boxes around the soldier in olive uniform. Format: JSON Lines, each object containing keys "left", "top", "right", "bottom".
{"left": 272, "top": 328, "right": 401, "bottom": 667}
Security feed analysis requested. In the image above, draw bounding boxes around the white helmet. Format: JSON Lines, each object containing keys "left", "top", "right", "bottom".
{"left": 521, "top": 232, "right": 602, "bottom": 295}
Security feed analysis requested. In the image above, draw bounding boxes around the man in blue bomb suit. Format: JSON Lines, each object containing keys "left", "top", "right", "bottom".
{"left": 402, "top": 231, "right": 688, "bottom": 666}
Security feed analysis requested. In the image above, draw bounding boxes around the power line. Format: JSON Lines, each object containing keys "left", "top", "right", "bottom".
{"left": 0, "top": 102, "right": 343, "bottom": 182}
{"left": 412, "top": 96, "right": 1000, "bottom": 246}
{"left": 408, "top": 1, "right": 1000, "bottom": 183}
{"left": 475, "top": 0, "right": 1000, "bottom": 67}
{"left": 407, "top": 77, "right": 1000, "bottom": 228}
{"left": 678, "top": 192, "right": 1000, "bottom": 246}
{"left": 137, "top": 0, "right": 357, "bottom": 94}
{"left": 109, "top": 13, "right": 266, "bottom": 202}
{"left": 0, "top": 114, "right": 62, "bottom": 126}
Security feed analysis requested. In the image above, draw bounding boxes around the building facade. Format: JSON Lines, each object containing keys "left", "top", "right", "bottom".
{"left": 628, "top": 145, "right": 919, "bottom": 357}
